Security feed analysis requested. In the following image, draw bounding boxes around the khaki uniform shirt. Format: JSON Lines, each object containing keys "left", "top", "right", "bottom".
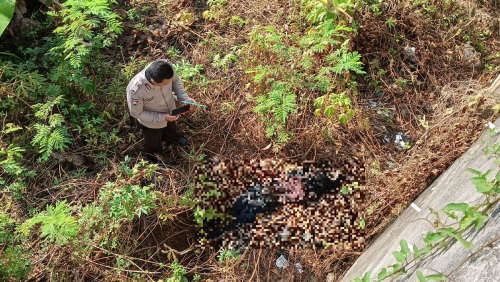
{"left": 126, "top": 60, "right": 190, "bottom": 129}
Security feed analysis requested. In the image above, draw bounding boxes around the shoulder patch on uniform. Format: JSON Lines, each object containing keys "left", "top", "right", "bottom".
{"left": 131, "top": 98, "right": 139, "bottom": 106}
{"left": 131, "top": 81, "right": 143, "bottom": 94}
{"left": 145, "top": 83, "right": 151, "bottom": 90}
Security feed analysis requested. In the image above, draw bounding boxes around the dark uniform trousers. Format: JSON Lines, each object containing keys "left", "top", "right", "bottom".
{"left": 135, "top": 120, "right": 180, "bottom": 154}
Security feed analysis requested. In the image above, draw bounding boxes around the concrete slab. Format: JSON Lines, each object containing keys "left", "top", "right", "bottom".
{"left": 490, "top": 75, "right": 500, "bottom": 95}
{"left": 341, "top": 117, "right": 500, "bottom": 281}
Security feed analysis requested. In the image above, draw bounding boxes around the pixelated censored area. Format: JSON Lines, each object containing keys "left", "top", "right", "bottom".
{"left": 194, "top": 159, "right": 365, "bottom": 250}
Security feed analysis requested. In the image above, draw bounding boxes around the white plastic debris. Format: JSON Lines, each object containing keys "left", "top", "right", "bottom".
{"left": 295, "top": 263, "right": 303, "bottom": 273}
{"left": 276, "top": 255, "right": 289, "bottom": 269}
{"left": 410, "top": 203, "right": 422, "bottom": 213}
{"left": 302, "top": 232, "right": 311, "bottom": 241}
{"left": 394, "top": 134, "right": 406, "bottom": 149}
{"left": 486, "top": 122, "right": 499, "bottom": 134}
{"left": 408, "top": 244, "right": 414, "bottom": 252}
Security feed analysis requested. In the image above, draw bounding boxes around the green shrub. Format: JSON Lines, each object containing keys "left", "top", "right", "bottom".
{"left": 19, "top": 200, "right": 80, "bottom": 245}
{"left": 0, "top": 246, "right": 31, "bottom": 281}
{"left": 49, "top": 0, "right": 123, "bottom": 68}
{"left": 31, "top": 96, "right": 72, "bottom": 162}
{"left": 100, "top": 183, "right": 157, "bottom": 221}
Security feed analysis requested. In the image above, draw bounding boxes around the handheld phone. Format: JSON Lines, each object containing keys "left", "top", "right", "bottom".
{"left": 171, "top": 105, "right": 190, "bottom": 116}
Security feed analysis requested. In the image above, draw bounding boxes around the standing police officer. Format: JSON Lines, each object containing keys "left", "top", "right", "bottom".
{"left": 126, "top": 59, "right": 197, "bottom": 162}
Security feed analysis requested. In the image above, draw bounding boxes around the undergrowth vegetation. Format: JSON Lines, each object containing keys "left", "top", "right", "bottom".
{"left": 1, "top": 0, "right": 499, "bottom": 280}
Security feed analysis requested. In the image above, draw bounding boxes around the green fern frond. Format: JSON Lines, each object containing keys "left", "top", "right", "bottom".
{"left": 265, "top": 124, "right": 275, "bottom": 138}
{"left": 20, "top": 200, "right": 80, "bottom": 245}
{"left": 49, "top": 114, "right": 65, "bottom": 127}
{"left": 33, "top": 95, "right": 65, "bottom": 120}
{"left": 254, "top": 82, "right": 296, "bottom": 128}
{"left": 49, "top": 127, "right": 71, "bottom": 151}
{"left": 31, "top": 122, "right": 71, "bottom": 162}
{"left": 325, "top": 40, "right": 366, "bottom": 75}
{"left": 31, "top": 123, "right": 50, "bottom": 150}
{"left": 300, "top": 19, "right": 351, "bottom": 55}
{"left": 52, "top": 0, "right": 123, "bottom": 69}
{"left": 331, "top": 51, "right": 365, "bottom": 74}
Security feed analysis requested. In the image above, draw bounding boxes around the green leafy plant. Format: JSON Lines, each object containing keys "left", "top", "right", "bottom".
{"left": 253, "top": 82, "right": 297, "bottom": 143}
{"left": 19, "top": 200, "right": 81, "bottom": 245}
{"left": 325, "top": 40, "right": 365, "bottom": 75}
{"left": 220, "top": 102, "right": 236, "bottom": 115}
{"left": 173, "top": 60, "right": 206, "bottom": 89}
{"left": 314, "top": 91, "right": 355, "bottom": 124}
{"left": 0, "top": 145, "right": 25, "bottom": 176}
{"left": 314, "top": 0, "right": 360, "bottom": 20}
{"left": 100, "top": 183, "right": 157, "bottom": 221}
{"left": 165, "top": 260, "right": 188, "bottom": 282}
{"left": 194, "top": 206, "right": 218, "bottom": 227}
{"left": 202, "top": 0, "right": 228, "bottom": 21}
{"left": 31, "top": 96, "right": 72, "bottom": 162}
{"left": 212, "top": 53, "right": 238, "bottom": 72}
{"left": 229, "top": 15, "right": 247, "bottom": 27}
{"left": 49, "top": 0, "right": 123, "bottom": 68}
{"left": 385, "top": 17, "right": 396, "bottom": 29}
{"left": 0, "top": 246, "right": 31, "bottom": 281}
{"left": 0, "top": 213, "right": 17, "bottom": 244}
{"left": 218, "top": 248, "right": 241, "bottom": 262}
{"left": 0, "top": 0, "right": 15, "bottom": 36}
{"left": 300, "top": 19, "right": 351, "bottom": 55}
{"left": 243, "top": 4, "right": 364, "bottom": 143}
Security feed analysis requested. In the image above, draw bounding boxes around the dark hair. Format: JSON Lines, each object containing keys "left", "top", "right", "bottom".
{"left": 145, "top": 60, "right": 174, "bottom": 83}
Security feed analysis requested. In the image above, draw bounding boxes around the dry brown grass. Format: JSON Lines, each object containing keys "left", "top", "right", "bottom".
{"left": 8, "top": 0, "right": 500, "bottom": 281}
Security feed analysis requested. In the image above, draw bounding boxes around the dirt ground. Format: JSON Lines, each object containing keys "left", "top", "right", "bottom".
{"left": 113, "top": 0, "right": 500, "bottom": 280}
{"left": 3, "top": 0, "right": 500, "bottom": 281}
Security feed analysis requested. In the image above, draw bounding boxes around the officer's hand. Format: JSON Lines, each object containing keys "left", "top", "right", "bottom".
{"left": 185, "top": 98, "right": 197, "bottom": 113}
{"left": 185, "top": 97, "right": 197, "bottom": 104}
{"left": 164, "top": 114, "right": 180, "bottom": 122}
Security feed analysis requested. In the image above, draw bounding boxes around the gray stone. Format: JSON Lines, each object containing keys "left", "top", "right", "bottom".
{"left": 403, "top": 46, "right": 416, "bottom": 62}
{"left": 51, "top": 151, "right": 85, "bottom": 166}
{"left": 327, "top": 272, "right": 336, "bottom": 282}
{"left": 459, "top": 44, "right": 481, "bottom": 68}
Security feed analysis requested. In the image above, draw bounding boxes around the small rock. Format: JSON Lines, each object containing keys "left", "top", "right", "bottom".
{"left": 212, "top": 155, "right": 221, "bottom": 164}
{"left": 376, "top": 110, "right": 390, "bottom": 117}
{"left": 327, "top": 273, "right": 336, "bottom": 282}
{"left": 20, "top": 18, "right": 40, "bottom": 32}
{"left": 183, "top": 32, "right": 194, "bottom": 40}
{"left": 403, "top": 46, "right": 416, "bottom": 62}
{"left": 375, "top": 91, "right": 384, "bottom": 97}
{"left": 387, "top": 161, "right": 398, "bottom": 169}
{"left": 309, "top": 276, "right": 320, "bottom": 282}
{"left": 458, "top": 44, "right": 481, "bottom": 68}
{"left": 368, "top": 100, "right": 378, "bottom": 108}
{"left": 51, "top": 151, "right": 85, "bottom": 166}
